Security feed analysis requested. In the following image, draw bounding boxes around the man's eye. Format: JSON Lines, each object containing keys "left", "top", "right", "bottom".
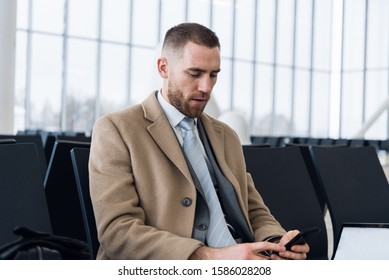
{"left": 189, "top": 72, "right": 200, "bottom": 77}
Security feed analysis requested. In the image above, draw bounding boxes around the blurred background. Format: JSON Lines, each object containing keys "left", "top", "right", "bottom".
{"left": 1, "top": 0, "right": 389, "bottom": 142}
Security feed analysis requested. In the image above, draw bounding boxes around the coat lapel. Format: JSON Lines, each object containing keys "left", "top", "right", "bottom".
{"left": 142, "top": 92, "right": 193, "bottom": 183}
{"left": 199, "top": 115, "right": 254, "bottom": 240}
{"left": 199, "top": 114, "right": 240, "bottom": 189}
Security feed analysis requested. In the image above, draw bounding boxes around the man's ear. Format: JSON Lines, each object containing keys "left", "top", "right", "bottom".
{"left": 157, "top": 57, "right": 168, "bottom": 78}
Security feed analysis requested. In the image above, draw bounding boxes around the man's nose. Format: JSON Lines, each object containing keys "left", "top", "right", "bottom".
{"left": 198, "top": 76, "right": 212, "bottom": 93}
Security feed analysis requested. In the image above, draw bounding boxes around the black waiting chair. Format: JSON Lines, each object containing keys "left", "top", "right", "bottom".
{"left": 44, "top": 140, "right": 91, "bottom": 242}
{"left": 309, "top": 146, "right": 389, "bottom": 259}
{"left": 334, "top": 138, "right": 350, "bottom": 146}
{"left": 306, "top": 137, "right": 321, "bottom": 145}
{"left": 0, "top": 134, "right": 47, "bottom": 180}
{"left": 348, "top": 139, "right": 366, "bottom": 147}
{"left": 243, "top": 145, "right": 328, "bottom": 259}
{"left": 319, "top": 138, "right": 335, "bottom": 146}
{"left": 43, "top": 133, "right": 91, "bottom": 164}
{"left": 285, "top": 143, "right": 328, "bottom": 214}
{"left": 0, "top": 139, "right": 16, "bottom": 144}
{"left": 250, "top": 136, "right": 267, "bottom": 145}
{"left": 0, "top": 143, "right": 52, "bottom": 246}
{"left": 71, "top": 147, "right": 99, "bottom": 259}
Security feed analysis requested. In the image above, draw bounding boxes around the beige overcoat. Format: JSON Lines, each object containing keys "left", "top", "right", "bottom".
{"left": 89, "top": 91, "right": 285, "bottom": 259}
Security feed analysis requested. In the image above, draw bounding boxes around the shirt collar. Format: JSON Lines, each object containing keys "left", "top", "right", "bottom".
{"left": 157, "top": 90, "right": 197, "bottom": 127}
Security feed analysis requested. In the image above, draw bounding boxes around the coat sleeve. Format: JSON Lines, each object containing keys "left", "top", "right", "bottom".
{"left": 89, "top": 116, "right": 203, "bottom": 259}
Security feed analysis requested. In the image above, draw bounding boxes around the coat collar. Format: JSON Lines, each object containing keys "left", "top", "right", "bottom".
{"left": 141, "top": 91, "right": 231, "bottom": 183}
{"left": 141, "top": 92, "right": 192, "bottom": 183}
{"left": 199, "top": 113, "right": 240, "bottom": 190}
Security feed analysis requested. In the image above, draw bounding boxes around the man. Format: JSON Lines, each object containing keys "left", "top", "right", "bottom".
{"left": 89, "top": 22, "right": 309, "bottom": 260}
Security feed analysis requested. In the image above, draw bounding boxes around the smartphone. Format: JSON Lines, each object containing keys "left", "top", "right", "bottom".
{"left": 284, "top": 226, "right": 321, "bottom": 251}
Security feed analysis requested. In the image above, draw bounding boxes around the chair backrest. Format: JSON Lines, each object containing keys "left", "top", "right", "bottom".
{"left": 43, "top": 133, "right": 91, "bottom": 164}
{"left": 0, "top": 143, "right": 52, "bottom": 246}
{"left": 243, "top": 145, "right": 328, "bottom": 259}
{"left": 348, "top": 139, "right": 366, "bottom": 147}
{"left": 70, "top": 147, "right": 99, "bottom": 259}
{"left": 284, "top": 143, "right": 328, "bottom": 214}
{"left": 309, "top": 146, "right": 389, "bottom": 259}
{"left": 44, "top": 140, "right": 91, "bottom": 242}
{"left": 0, "top": 139, "right": 16, "bottom": 144}
{"left": 0, "top": 134, "right": 47, "bottom": 180}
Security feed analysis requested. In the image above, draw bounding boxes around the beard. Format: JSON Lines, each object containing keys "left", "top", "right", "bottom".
{"left": 167, "top": 81, "right": 208, "bottom": 118}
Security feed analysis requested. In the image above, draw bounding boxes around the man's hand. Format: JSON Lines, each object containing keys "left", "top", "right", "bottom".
{"left": 189, "top": 230, "right": 310, "bottom": 260}
{"left": 189, "top": 241, "right": 286, "bottom": 260}
{"left": 271, "top": 230, "right": 309, "bottom": 260}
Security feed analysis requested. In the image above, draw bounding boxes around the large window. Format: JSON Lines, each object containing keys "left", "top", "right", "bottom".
{"left": 15, "top": 0, "right": 389, "bottom": 140}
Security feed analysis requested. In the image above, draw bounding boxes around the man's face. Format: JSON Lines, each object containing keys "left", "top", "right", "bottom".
{"left": 165, "top": 42, "right": 221, "bottom": 118}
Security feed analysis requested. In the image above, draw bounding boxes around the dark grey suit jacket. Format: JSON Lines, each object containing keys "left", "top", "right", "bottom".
{"left": 188, "top": 120, "right": 254, "bottom": 244}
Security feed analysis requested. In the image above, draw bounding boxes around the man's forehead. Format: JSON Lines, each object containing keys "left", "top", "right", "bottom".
{"left": 181, "top": 42, "right": 220, "bottom": 62}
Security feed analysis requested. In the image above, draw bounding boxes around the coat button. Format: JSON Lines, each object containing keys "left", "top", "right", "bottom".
{"left": 182, "top": 197, "right": 192, "bottom": 207}
{"left": 198, "top": 224, "right": 207, "bottom": 231}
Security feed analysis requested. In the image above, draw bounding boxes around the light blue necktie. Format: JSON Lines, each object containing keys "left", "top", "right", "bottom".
{"left": 179, "top": 117, "right": 236, "bottom": 248}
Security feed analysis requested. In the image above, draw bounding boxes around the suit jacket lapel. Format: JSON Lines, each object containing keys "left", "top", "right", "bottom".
{"left": 142, "top": 92, "right": 193, "bottom": 183}
{"left": 198, "top": 116, "right": 254, "bottom": 242}
{"left": 199, "top": 114, "right": 240, "bottom": 189}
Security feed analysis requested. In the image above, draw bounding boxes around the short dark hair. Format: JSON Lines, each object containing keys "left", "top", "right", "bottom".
{"left": 162, "top": 22, "right": 220, "bottom": 54}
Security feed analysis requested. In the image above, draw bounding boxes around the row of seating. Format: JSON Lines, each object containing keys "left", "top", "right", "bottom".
{"left": 0, "top": 131, "right": 91, "bottom": 181}
{"left": 0, "top": 135, "right": 97, "bottom": 259}
{"left": 251, "top": 135, "right": 389, "bottom": 150}
{"left": 1, "top": 133, "right": 389, "bottom": 259}
{"left": 243, "top": 144, "right": 389, "bottom": 259}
